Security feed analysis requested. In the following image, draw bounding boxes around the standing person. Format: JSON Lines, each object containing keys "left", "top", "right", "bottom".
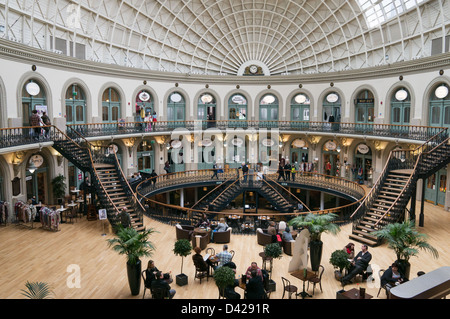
{"left": 241, "top": 162, "right": 249, "bottom": 182}
{"left": 325, "top": 161, "right": 332, "bottom": 176}
{"left": 150, "top": 169, "right": 158, "bottom": 186}
{"left": 211, "top": 161, "right": 219, "bottom": 179}
{"left": 41, "top": 111, "right": 51, "bottom": 138}
{"left": 292, "top": 161, "right": 298, "bottom": 181}
{"left": 341, "top": 244, "right": 372, "bottom": 286}
{"left": 152, "top": 111, "right": 157, "bottom": 129}
{"left": 144, "top": 112, "right": 152, "bottom": 131}
{"left": 284, "top": 160, "right": 292, "bottom": 181}
{"left": 29, "top": 109, "right": 42, "bottom": 140}
{"left": 277, "top": 161, "right": 285, "bottom": 181}
{"left": 163, "top": 161, "right": 170, "bottom": 179}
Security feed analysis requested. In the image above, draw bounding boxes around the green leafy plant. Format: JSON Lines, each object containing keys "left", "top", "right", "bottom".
{"left": 107, "top": 225, "right": 157, "bottom": 265}
{"left": 264, "top": 243, "right": 283, "bottom": 259}
{"left": 329, "top": 249, "right": 351, "bottom": 273}
{"left": 52, "top": 174, "right": 66, "bottom": 203}
{"left": 213, "top": 265, "right": 236, "bottom": 296}
{"left": 173, "top": 239, "right": 192, "bottom": 274}
{"left": 288, "top": 213, "right": 341, "bottom": 241}
{"left": 20, "top": 281, "right": 54, "bottom": 299}
{"left": 371, "top": 220, "right": 439, "bottom": 262}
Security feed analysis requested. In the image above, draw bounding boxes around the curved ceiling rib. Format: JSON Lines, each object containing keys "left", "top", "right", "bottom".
{"left": 0, "top": 0, "right": 447, "bottom": 75}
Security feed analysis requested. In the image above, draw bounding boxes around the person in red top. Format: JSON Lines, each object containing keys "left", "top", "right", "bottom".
{"left": 343, "top": 242, "right": 355, "bottom": 259}
{"left": 245, "top": 262, "right": 263, "bottom": 282}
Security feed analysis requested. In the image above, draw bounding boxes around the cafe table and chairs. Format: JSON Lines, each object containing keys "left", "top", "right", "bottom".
{"left": 290, "top": 269, "right": 317, "bottom": 299}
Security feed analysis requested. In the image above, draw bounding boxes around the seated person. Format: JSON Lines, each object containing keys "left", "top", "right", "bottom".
{"left": 215, "top": 244, "right": 233, "bottom": 269}
{"left": 151, "top": 271, "right": 176, "bottom": 299}
{"left": 212, "top": 217, "right": 229, "bottom": 241}
{"left": 196, "top": 213, "right": 210, "bottom": 228}
{"left": 343, "top": 242, "right": 355, "bottom": 259}
{"left": 278, "top": 221, "right": 287, "bottom": 233}
{"left": 245, "top": 262, "right": 263, "bottom": 282}
{"left": 192, "top": 246, "right": 213, "bottom": 275}
{"left": 245, "top": 270, "right": 266, "bottom": 299}
{"left": 341, "top": 244, "right": 372, "bottom": 286}
{"left": 282, "top": 227, "right": 294, "bottom": 241}
{"left": 145, "top": 260, "right": 171, "bottom": 287}
{"left": 381, "top": 261, "right": 408, "bottom": 293}
{"left": 267, "top": 221, "right": 277, "bottom": 243}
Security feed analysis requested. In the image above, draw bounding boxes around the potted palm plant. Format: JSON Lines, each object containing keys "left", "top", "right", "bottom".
{"left": 371, "top": 220, "right": 438, "bottom": 279}
{"left": 289, "top": 213, "right": 341, "bottom": 271}
{"left": 173, "top": 239, "right": 192, "bottom": 286}
{"left": 213, "top": 265, "right": 236, "bottom": 298}
{"left": 107, "top": 225, "right": 156, "bottom": 295}
{"left": 52, "top": 174, "right": 66, "bottom": 205}
{"left": 329, "top": 249, "right": 351, "bottom": 280}
{"left": 20, "top": 281, "right": 54, "bottom": 299}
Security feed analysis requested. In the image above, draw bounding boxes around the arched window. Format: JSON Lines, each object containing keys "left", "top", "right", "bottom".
{"left": 135, "top": 90, "right": 154, "bottom": 122}
{"left": 354, "top": 143, "right": 373, "bottom": 182}
{"left": 65, "top": 84, "right": 86, "bottom": 124}
{"left": 429, "top": 83, "right": 450, "bottom": 129}
{"left": 167, "top": 92, "right": 185, "bottom": 128}
{"left": 22, "top": 80, "right": 47, "bottom": 126}
{"left": 102, "top": 88, "right": 120, "bottom": 122}
{"left": 391, "top": 87, "right": 410, "bottom": 125}
{"left": 228, "top": 94, "right": 247, "bottom": 128}
{"left": 259, "top": 94, "right": 278, "bottom": 127}
{"left": 198, "top": 93, "right": 216, "bottom": 128}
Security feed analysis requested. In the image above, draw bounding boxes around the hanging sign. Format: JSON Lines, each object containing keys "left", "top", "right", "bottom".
{"left": 261, "top": 138, "right": 275, "bottom": 147}
{"left": 138, "top": 91, "right": 150, "bottom": 102}
{"left": 326, "top": 93, "right": 339, "bottom": 103}
{"left": 98, "top": 209, "right": 107, "bottom": 220}
{"left": 231, "top": 137, "right": 244, "bottom": 147}
{"left": 357, "top": 144, "right": 370, "bottom": 154}
{"left": 324, "top": 141, "right": 337, "bottom": 151}
{"left": 291, "top": 139, "right": 306, "bottom": 148}
{"left": 29, "top": 154, "right": 44, "bottom": 168}
{"left": 395, "top": 89, "right": 408, "bottom": 101}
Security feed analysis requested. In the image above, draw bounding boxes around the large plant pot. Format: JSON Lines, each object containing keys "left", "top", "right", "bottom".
{"left": 176, "top": 273, "right": 188, "bottom": 286}
{"left": 309, "top": 240, "right": 323, "bottom": 272}
{"left": 334, "top": 270, "right": 344, "bottom": 281}
{"left": 126, "top": 259, "right": 142, "bottom": 296}
{"left": 396, "top": 259, "right": 411, "bottom": 280}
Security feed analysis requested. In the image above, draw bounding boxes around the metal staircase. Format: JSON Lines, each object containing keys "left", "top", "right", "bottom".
{"left": 51, "top": 126, "right": 145, "bottom": 232}
{"left": 350, "top": 128, "right": 449, "bottom": 246}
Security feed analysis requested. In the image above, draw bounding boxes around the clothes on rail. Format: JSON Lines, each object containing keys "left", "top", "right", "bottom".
{"left": 40, "top": 207, "right": 61, "bottom": 231}
{"left": 0, "top": 201, "right": 9, "bottom": 225}
{"left": 14, "top": 201, "right": 37, "bottom": 223}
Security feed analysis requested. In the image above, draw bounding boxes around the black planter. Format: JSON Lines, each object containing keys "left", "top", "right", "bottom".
{"left": 309, "top": 240, "right": 323, "bottom": 272}
{"left": 176, "top": 273, "right": 188, "bottom": 286}
{"left": 396, "top": 259, "right": 411, "bottom": 280}
{"left": 127, "top": 259, "right": 142, "bottom": 296}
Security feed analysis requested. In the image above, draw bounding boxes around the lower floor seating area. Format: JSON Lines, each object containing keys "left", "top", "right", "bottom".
{"left": 0, "top": 201, "right": 448, "bottom": 299}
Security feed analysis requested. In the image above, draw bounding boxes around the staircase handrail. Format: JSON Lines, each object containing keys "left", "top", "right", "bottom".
{"left": 263, "top": 175, "right": 311, "bottom": 212}
{"left": 190, "top": 169, "right": 239, "bottom": 210}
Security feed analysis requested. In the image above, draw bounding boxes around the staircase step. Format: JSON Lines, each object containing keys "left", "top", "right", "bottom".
{"left": 353, "top": 229, "right": 378, "bottom": 239}
{"left": 349, "top": 234, "right": 378, "bottom": 247}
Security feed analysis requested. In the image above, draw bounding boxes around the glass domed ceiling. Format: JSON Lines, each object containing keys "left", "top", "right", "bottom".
{"left": 0, "top": 0, "right": 448, "bottom": 76}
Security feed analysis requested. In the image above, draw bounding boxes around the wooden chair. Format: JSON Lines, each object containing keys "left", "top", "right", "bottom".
{"left": 229, "top": 250, "right": 235, "bottom": 261}
{"left": 141, "top": 270, "right": 151, "bottom": 299}
{"left": 377, "top": 269, "right": 387, "bottom": 298}
{"left": 193, "top": 257, "right": 209, "bottom": 284}
{"left": 205, "top": 247, "right": 215, "bottom": 256}
{"left": 307, "top": 265, "right": 325, "bottom": 295}
{"left": 281, "top": 277, "right": 298, "bottom": 299}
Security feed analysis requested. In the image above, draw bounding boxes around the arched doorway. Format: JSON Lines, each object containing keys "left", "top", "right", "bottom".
{"left": 322, "top": 140, "right": 340, "bottom": 176}
{"left": 22, "top": 80, "right": 47, "bottom": 126}
{"left": 102, "top": 88, "right": 120, "bottom": 123}
{"left": 429, "top": 83, "right": 450, "bottom": 130}
{"left": 355, "top": 143, "right": 373, "bottom": 182}
{"left": 167, "top": 92, "right": 185, "bottom": 128}
{"left": 391, "top": 87, "right": 411, "bottom": 126}
{"left": 26, "top": 153, "right": 48, "bottom": 204}
{"left": 290, "top": 138, "right": 309, "bottom": 167}
{"left": 291, "top": 93, "right": 310, "bottom": 129}
{"left": 198, "top": 93, "right": 216, "bottom": 128}
{"left": 323, "top": 92, "right": 341, "bottom": 131}
{"left": 355, "top": 90, "right": 375, "bottom": 130}
{"left": 228, "top": 94, "right": 248, "bottom": 128}
{"left": 259, "top": 94, "right": 278, "bottom": 127}
{"left": 137, "top": 140, "right": 155, "bottom": 173}
{"left": 65, "top": 84, "right": 87, "bottom": 125}
{"left": 135, "top": 90, "right": 154, "bottom": 123}
{"left": 425, "top": 167, "right": 447, "bottom": 207}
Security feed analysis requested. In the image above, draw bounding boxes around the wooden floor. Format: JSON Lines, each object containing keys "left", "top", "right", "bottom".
{"left": 0, "top": 201, "right": 449, "bottom": 300}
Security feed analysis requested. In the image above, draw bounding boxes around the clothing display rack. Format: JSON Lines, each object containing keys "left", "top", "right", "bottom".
{"left": 14, "top": 201, "right": 36, "bottom": 229}
{"left": 39, "top": 206, "right": 61, "bottom": 232}
{"left": 0, "top": 201, "right": 9, "bottom": 226}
